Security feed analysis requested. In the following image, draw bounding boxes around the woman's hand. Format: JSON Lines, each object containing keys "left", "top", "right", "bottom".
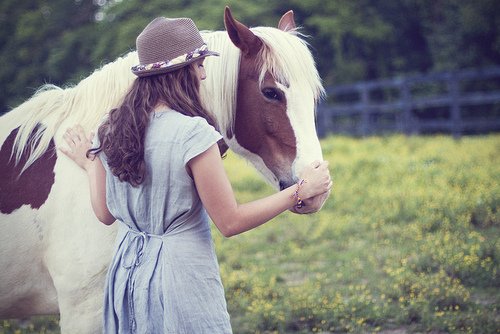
{"left": 59, "top": 125, "right": 114, "bottom": 225}
{"left": 290, "top": 191, "right": 330, "bottom": 214}
{"left": 59, "top": 125, "right": 94, "bottom": 171}
{"left": 288, "top": 160, "right": 332, "bottom": 214}
{"left": 298, "top": 160, "right": 332, "bottom": 200}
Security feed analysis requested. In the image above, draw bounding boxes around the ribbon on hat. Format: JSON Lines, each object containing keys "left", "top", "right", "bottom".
{"left": 132, "top": 44, "right": 210, "bottom": 74}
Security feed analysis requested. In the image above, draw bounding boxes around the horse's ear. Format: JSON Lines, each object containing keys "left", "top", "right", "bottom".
{"left": 278, "top": 10, "right": 296, "bottom": 31}
{"left": 224, "top": 6, "right": 262, "bottom": 56}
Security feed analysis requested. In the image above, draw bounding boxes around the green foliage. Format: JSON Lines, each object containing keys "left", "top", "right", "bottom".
{"left": 1, "top": 0, "right": 499, "bottom": 114}
{"left": 0, "top": 0, "right": 99, "bottom": 112}
{"left": 1, "top": 317, "right": 59, "bottom": 334}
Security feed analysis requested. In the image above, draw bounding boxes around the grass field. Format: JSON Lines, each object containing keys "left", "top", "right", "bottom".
{"left": 1, "top": 135, "right": 499, "bottom": 333}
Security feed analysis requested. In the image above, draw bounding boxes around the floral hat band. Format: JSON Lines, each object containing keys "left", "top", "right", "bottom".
{"left": 131, "top": 44, "right": 218, "bottom": 76}
{"left": 131, "top": 17, "right": 219, "bottom": 77}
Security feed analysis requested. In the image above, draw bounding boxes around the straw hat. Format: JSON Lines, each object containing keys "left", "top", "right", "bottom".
{"left": 131, "top": 17, "right": 219, "bottom": 77}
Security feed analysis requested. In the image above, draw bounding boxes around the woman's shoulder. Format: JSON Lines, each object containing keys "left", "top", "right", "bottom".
{"left": 149, "top": 110, "right": 220, "bottom": 145}
{"left": 156, "top": 110, "right": 215, "bottom": 132}
{"left": 153, "top": 108, "right": 201, "bottom": 123}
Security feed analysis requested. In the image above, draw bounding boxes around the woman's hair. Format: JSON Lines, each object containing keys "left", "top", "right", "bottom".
{"left": 89, "top": 63, "right": 220, "bottom": 186}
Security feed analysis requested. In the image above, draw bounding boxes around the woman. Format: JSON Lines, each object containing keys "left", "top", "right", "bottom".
{"left": 61, "top": 17, "right": 331, "bottom": 333}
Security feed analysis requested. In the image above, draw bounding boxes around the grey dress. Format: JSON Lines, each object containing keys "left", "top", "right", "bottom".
{"left": 98, "top": 110, "right": 232, "bottom": 333}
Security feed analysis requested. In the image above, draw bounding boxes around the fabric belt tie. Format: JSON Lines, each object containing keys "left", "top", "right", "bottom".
{"left": 122, "top": 228, "right": 163, "bottom": 269}
{"left": 121, "top": 227, "right": 163, "bottom": 333}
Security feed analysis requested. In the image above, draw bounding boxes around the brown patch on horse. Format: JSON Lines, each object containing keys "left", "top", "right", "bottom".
{"left": 0, "top": 126, "right": 57, "bottom": 214}
{"left": 225, "top": 7, "right": 297, "bottom": 187}
{"left": 234, "top": 59, "right": 297, "bottom": 187}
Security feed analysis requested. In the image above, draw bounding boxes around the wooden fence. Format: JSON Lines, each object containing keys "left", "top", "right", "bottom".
{"left": 316, "top": 67, "right": 500, "bottom": 137}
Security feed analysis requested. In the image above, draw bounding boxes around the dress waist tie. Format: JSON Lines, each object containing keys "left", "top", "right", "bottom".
{"left": 121, "top": 226, "right": 163, "bottom": 333}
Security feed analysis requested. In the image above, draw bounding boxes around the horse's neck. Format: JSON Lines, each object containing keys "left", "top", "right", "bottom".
{"left": 73, "top": 31, "right": 239, "bottom": 138}
{"left": 9, "top": 32, "right": 236, "bottom": 172}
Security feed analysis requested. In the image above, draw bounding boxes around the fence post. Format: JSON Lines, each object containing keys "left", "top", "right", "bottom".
{"left": 359, "top": 84, "right": 370, "bottom": 136}
{"left": 448, "top": 72, "right": 462, "bottom": 138}
{"left": 316, "top": 104, "right": 327, "bottom": 138}
{"left": 400, "top": 79, "right": 413, "bottom": 134}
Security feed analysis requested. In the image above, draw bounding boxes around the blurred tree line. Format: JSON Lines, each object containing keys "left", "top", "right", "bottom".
{"left": 0, "top": 0, "right": 499, "bottom": 115}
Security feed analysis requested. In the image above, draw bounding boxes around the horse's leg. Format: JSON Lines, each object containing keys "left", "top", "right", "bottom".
{"left": 41, "top": 161, "right": 117, "bottom": 333}
{"left": 0, "top": 209, "right": 59, "bottom": 318}
{"left": 43, "top": 215, "right": 116, "bottom": 333}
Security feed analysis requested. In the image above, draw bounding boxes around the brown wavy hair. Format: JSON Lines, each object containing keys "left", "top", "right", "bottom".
{"left": 89, "top": 64, "right": 221, "bottom": 186}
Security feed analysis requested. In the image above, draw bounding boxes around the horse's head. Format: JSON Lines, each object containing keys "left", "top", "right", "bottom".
{"left": 221, "top": 8, "right": 327, "bottom": 212}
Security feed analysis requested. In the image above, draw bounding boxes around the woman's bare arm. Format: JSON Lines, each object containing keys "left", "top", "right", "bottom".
{"left": 188, "top": 144, "right": 331, "bottom": 237}
{"left": 60, "top": 126, "right": 115, "bottom": 225}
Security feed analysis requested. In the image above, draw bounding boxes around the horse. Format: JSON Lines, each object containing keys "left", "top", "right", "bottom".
{"left": 0, "top": 7, "right": 327, "bottom": 333}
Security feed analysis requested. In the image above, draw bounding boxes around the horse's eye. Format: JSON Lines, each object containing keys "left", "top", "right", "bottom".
{"left": 262, "top": 87, "right": 283, "bottom": 102}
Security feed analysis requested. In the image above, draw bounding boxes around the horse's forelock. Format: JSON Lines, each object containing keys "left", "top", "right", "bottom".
{"left": 251, "top": 27, "right": 325, "bottom": 102}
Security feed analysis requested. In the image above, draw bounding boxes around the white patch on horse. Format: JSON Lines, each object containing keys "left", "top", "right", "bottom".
{"left": 279, "top": 81, "right": 324, "bottom": 178}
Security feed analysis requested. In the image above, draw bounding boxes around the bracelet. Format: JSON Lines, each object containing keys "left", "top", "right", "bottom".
{"left": 292, "top": 179, "right": 306, "bottom": 208}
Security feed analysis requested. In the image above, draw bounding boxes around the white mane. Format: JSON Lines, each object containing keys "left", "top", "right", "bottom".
{"left": 11, "top": 27, "right": 323, "bottom": 173}
{"left": 252, "top": 26, "right": 324, "bottom": 100}
{"left": 11, "top": 52, "right": 138, "bottom": 173}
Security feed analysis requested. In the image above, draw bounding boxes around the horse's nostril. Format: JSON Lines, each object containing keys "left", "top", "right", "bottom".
{"left": 279, "top": 181, "right": 286, "bottom": 191}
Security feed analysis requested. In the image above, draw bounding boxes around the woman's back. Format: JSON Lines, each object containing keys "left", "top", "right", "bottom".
{"left": 101, "top": 109, "right": 232, "bottom": 333}
{"left": 103, "top": 109, "right": 221, "bottom": 235}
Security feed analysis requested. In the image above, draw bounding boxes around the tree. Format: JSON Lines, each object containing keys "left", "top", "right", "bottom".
{"left": 1, "top": 0, "right": 498, "bottom": 115}
{"left": 0, "top": 0, "right": 100, "bottom": 114}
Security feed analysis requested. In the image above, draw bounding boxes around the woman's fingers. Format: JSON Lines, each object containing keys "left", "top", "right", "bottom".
{"left": 59, "top": 125, "right": 94, "bottom": 170}
{"left": 319, "top": 161, "right": 329, "bottom": 171}
{"left": 59, "top": 146, "right": 69, "bottom": 156}
{"left": 62, "top": 131, "right": 76, "bottom": 147}
{"left": 63, "top": 126, "right": 92, "bottom": 146}
{"left": 298, "top": 161, "right": 331, "bottom": 199}
{"left": 311, "top": 160, "right": 321, "bottom": 168}
{"left": 67, "top": 127, "right": 79, "bottom": 141}
{"left": 61, "top": 125, "right": 93, "bottom": 152}
{"left": 75, "top": 125, "right": 88, "bottom": 141}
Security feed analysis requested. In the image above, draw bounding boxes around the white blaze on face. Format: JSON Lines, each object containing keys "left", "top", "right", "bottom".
{"left": 279, "top": 81, "right": 323, "bottom": 180}
{"left": 226, "top": 80, "right": 323, "bottom": 189}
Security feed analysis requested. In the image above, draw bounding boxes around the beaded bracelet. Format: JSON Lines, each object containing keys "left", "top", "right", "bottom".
{"left": 292, "top": 179, "right": 306, "bottom": 208}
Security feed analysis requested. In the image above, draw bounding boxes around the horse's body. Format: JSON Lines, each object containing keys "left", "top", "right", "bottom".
{"left": 0, "top": 8, "right": 326, "bottom": 332}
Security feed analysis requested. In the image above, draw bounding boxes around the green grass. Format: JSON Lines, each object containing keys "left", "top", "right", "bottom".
{"left": 216, "top": 134, "right": 499, "bottom": 333}
{"left": 2, "top": 135, "right": 499, "bottom": 333}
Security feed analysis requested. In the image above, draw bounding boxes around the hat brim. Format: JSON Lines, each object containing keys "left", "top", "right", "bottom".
{"left": 132, "top": 51, "right": 219, "bottom": 77}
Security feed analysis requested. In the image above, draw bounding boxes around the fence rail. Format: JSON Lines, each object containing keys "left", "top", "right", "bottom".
{"left": 316, "top": 67, "right": 500, "bottom": 137}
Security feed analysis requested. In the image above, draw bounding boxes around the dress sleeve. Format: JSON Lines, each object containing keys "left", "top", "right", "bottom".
{"left": 183, "top": 117, "right": 223, "bottom": 166}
